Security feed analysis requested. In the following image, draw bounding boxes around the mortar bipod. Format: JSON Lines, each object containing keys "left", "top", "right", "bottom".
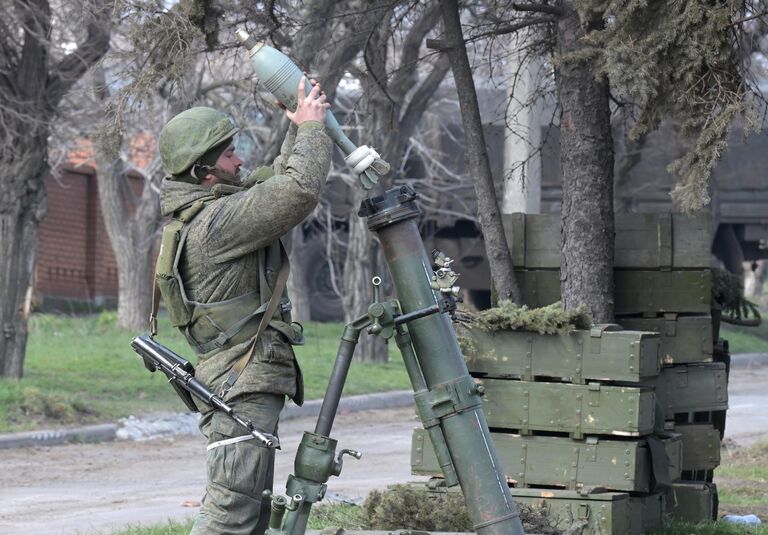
{"left": 265, "top": 268, "right": 463, "bottom": 535}
{"left": 264, "top": 308, "right": 369, "bottom": 535}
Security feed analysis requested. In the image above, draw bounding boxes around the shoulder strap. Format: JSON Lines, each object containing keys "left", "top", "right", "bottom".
{"left": 148, "top": 197, "right": 214, "bottom": 336}
{"left": 150, "top": 281, "right": 161, "bottom": 337}
{"left": 220, "top": 242, "right": 290, "bottom": 398}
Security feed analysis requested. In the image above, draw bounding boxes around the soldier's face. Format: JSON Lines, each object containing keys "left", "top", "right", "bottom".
{"left": 214, "top": 144, "right": 243, "bottom": 180}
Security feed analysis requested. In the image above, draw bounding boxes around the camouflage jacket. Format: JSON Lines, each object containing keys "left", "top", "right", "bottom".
{"left": 159, "top": 120, "right": 332, "bottom": 405}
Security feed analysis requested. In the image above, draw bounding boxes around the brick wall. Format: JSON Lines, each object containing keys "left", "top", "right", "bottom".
{"left": 35, "top": 165, "right": 127, "bottom": 309}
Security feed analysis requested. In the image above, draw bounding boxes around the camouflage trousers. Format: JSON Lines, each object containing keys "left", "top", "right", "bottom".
{"left": 191, "top": 392, "right": 285, "bottom": 535}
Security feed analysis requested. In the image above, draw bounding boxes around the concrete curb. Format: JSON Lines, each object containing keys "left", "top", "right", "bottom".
{"left": 0, "top": 423, "right": 118, "bottom": 449}
{"left": 0, "top": 390, "right": 415, "bottom": 450}
{"left": 282, "top": 390, "right": 414, "bottom": 420}
{"left": 4, "top": 352, "right": 765, "bottom": 450}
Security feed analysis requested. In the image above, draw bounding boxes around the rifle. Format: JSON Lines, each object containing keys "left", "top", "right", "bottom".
{"left": 130, "top": 334, "right": 278, "bottom": 448}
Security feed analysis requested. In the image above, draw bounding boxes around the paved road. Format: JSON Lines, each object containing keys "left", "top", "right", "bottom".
{"left": 723, "top": 361, "right": 768, "bottom": 446}
{"left": 1, "top": 365, "right": 767, "bottom": 535}
{"left": 0, "top": 407, "right": 427, "bottom": 535}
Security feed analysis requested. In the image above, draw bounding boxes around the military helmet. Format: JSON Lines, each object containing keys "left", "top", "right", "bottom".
{"left": 158, "top": 107, "right": 240, "bottom": 176}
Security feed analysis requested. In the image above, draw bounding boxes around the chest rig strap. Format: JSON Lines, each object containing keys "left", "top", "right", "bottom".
{"left": 220, "top": 242, "right": 290, "bottom": 397}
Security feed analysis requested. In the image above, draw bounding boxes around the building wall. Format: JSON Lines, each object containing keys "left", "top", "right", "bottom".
{"left": 35, "top": 166, "right": 120, "bottom": 309}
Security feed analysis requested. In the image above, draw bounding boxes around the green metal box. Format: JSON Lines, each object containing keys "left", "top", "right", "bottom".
{"left": 504, "top": 212, "right": 711, "bottom": 270}
{"left": 510, "top": 488, "right": 665, "bottom": 535}
{"left": 462, "top": 326, "right": 661, "bottom": 383}
{"left": 411, "top": 428, "right": 682, "bottom": 493}
{"left": 618, "top": 314, "right": 713, "bottom": 365}
{"left": 479, "top": 378, "right": 656, "bottom": 437}
{"left": 666, "top": 482, "right": 718, "bottom": 522}
{"left": 649, "top": 363, "right": 729, "bottom": 419}
{"left": 674, "top": 424, "right": 721, "bottom": 471}
{"left": 514, "top": 269, "right": 712, "bottom": 315}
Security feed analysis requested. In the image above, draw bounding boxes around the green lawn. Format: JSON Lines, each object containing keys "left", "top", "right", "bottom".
{"left": 107, "top": 503, "right": 366, "bottom": 535}
{"left": 715, "top": 441, "right": 768, "bottom": 518}
{"left": 0, "top": 313, "right": 409, "bottom": 433}
{"left": 721, "top": 322, "right": 768, "bottom": 354}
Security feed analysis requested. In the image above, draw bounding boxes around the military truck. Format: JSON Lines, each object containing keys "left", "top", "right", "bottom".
{"left": 418, "top": 121, "right": 768, "bottom": 311}
{"left": 299, "top": 87, "right": 767, "bottom": 317}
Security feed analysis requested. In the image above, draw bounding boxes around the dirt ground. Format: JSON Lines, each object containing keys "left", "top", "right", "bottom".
{"left": 2, "top": 365, "right": 767, "bottom": 535}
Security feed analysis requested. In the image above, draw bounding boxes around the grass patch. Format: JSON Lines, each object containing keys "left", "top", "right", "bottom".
{"left": 107, "top": 519, "right": 194, "bottom": 535}
{"left": 0, "top": 313, "right": 409, "bottom": 433}
{"left": 655, "top": 519, "right": 768, "bottom": 534}
{"left": 720, "top": 323, "right": 768, "bottom": 354}
{"left": 104, "top": 504, "right": 364, "bottom": 534}
{"left": 307, "top": 503, "right": 366, "bottom": 530}
{"left": 716, "top": 441, "right": 768, "bottom": 517}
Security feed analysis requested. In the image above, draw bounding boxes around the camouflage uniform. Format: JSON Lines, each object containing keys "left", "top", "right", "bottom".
{"left": 159, "top": 118, "right": 332, "bottom": 534}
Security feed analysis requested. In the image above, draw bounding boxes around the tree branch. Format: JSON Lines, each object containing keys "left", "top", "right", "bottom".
{"left": 199, "top": 80, "right": 248, "bottom": 96}
{"left": 46, "top": 2, "right": 113, "bottom": 108}
{"left": 390, "top": 3, "right": 442, "bottom": 97}
{"left": 731, "top": 10, "right": 768, "bottom": 26}
{"left": 512, "top": 2, "right": 564, "bottom": 16}
{"left": 399, "top": 55, "right": 450, "bottom": 141}
{"left": 17, "top": 0, "right": 51, "bottom": 103}
{"left": 468, "top": 16, "right": 556, "bottom": 42}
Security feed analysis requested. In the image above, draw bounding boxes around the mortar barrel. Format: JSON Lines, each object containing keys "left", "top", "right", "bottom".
{"left": 363, "top": 186, "right": 524, "bottom": 535}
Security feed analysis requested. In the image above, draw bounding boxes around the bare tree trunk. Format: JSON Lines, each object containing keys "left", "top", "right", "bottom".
{"left": 0, "top": 0, "right": 111, "bottom": 376}
{"left": 0, "top": 146, "right": 47, "bottom": 378}
{"left": 287, "top": 226, "right": 312, "bottom": 322}
{"left": 439, "top": 0, "right": 522, "bottom": 305}
{"left": 115, "top": 247, "right": 155, "bottom": 329}
{"left": 94, "top": 150, "right": 162, "bottom": 330}
{"left": 343, "top": 188, "right": 382, "bottom": 361}
{"left": 555, "top": 5, "right": 615, "bottom": 322}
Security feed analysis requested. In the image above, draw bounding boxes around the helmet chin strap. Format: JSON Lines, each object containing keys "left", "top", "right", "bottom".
{"left": 191, "top": 164, "right": 240, "bottom": 185}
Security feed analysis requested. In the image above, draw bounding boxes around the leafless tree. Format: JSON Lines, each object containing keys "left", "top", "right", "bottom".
{"left": 434, "top": 0, "right": 523, "bottom": 306}
{"left": 0, "top": 0, "right": 114, "bottom": 378}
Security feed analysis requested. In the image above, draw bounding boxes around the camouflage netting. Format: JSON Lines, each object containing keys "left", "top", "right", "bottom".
{"left": 362, "top": 484, "right": 560, "bottom": 534}
{"left": 459, "top": 300, "right": 592, "bottom": 335}
{"left": 712, "top": 268, "right": 762, "bottom": 326}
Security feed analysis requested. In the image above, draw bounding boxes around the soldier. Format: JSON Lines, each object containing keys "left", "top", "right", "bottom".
{"left": 155, "top": 77, "right": 332, "bottom": 534}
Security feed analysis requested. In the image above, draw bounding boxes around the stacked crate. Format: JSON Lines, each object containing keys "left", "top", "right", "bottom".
{"left": 409, "top": 213, "right": 726, "bottom": 532}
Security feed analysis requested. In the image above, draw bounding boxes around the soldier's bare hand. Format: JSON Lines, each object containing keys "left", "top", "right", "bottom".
{"left": 286, "top": 76, "right": 330, "bottom": 125}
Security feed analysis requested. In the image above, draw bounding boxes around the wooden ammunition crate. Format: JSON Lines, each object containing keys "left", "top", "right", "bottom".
{"left": 411, "top": 428, "right": 682, "bottom": 493}
{"left": 462, "top": 326, "right": 661, "bottom": 383}
{"left": 511, "top": 488, "right": 664, "bottom": 535}
{"left": 504, "top": 213, "right": 711, "bottom": 270}
{"left": 618, "top": 314, "right": 713, "bottom": 365}
{"left": 514, "top": 269, "right": 711, "bottom": 315}
{"left": 503, "top": 212, "right": 712, "bottom": 315}
{"left": 649, "top": 363, "right": 729, "bottom": 419}
{"left": 674, "top": 424, "right": 721, "bottom": 471}
{"left": 479, "top": 378, "right": 656, "bottom": 437}
{"left": 666, "top": 481, "right": 718, "bottom": 522}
